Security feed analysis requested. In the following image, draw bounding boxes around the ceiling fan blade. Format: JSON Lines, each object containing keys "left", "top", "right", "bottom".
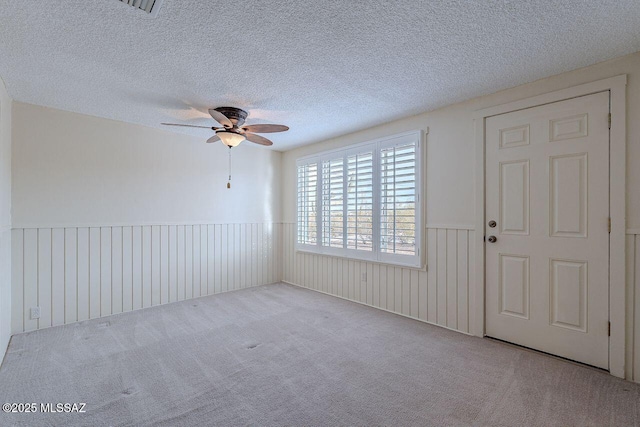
{"left": 161, "top": 123, "right": 212, "bottom": 129}
{"left": 244, "top": 133, "right": 273, "bottom": 146}
{"left": 241, "top": 124, "right": 289, "bottom": 133}
{"left": 206, "top": 135, "right": 221, "bottom": 144}
{"left": 208, "top": 109, "right": 233, "bottom": 128}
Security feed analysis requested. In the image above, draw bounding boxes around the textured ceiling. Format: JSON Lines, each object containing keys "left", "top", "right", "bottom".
{"left": 0, "top": 0, "right": 639, "bottom": 150}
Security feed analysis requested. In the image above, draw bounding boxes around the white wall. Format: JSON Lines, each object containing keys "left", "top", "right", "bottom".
{"left": 12, "top": 103, "right": 281, "bottom": 227}
{"left": 0, "top": 77, "right": 12, "bottom": 362}
{"left": 10, "top": 103, "right": 283, "bottom": 334}
{"left": 281, "top": 51, "right": 640, "bottom": 381}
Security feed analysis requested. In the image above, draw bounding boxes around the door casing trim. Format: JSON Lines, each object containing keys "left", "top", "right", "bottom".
{"left": 472, "top": 75, "right": 627, "bottom": 378}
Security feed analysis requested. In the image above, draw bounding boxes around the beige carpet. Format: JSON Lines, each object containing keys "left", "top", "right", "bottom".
{"left": 0, "top": 282, "right": 638, "bottom": 426}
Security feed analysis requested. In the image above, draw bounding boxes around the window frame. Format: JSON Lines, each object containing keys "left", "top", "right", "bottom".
{"left": 296, "top": 130, "right": 424, "bottom": 268}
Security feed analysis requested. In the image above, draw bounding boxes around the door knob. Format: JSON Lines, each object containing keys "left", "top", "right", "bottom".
{"left": 487, "top": 236, "right": 497, "bottom": 243}
{"left": 488, "top": 220, "right": 497, "bottom": 228}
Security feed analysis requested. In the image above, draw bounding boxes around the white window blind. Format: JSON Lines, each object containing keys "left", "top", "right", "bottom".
{"left": 321, "top": 157, "right": 344, "bottom": 248}
{"left": 297, "top": 161, "right": 318, "bottom": 245}
{"left": 296, "top": 131, "right": 422, "bottom": 268}
{"left": 380, "top": 142, "right": 417, "bottom": 255}
{"left": 346, "top": 152, "right": 373, "bottom": 251}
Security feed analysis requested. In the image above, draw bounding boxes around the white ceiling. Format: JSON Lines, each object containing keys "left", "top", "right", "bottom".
{"left": 0, "top": 1, "right": 639, "bottom": 151}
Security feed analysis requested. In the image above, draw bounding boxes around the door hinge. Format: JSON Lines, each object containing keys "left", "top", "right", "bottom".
{"left": 608, "top": 217, "right": 611, "bottom": 233}
{"left": 608, "top": 113, "right": 612, "bottom": 129}
{"left": 608, "top": 321, "right": 611, "bottom": 336}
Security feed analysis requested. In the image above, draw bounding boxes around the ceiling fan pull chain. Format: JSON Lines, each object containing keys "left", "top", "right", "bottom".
{"left": 227, "top": 146, "right": 232, "bottom": 189}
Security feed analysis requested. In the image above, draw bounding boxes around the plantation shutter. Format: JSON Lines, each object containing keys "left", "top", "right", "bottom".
{"left": 346, "top": 151, "right": 374, "bottom": 251}
{"left": 321, "top": 157, "right": 345, "bottom": 248}
{"left": 380, "top": 141, "right": 417, "bottom": 255}
{"left": 296, "top": 131, "right": 421, "bottom": 268}
{"left": 297, "top": 161, "right": 319, "bottom": 245}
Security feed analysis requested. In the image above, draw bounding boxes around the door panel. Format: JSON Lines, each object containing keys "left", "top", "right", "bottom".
{"left": 500, "top": 160, "right": 529, "bottom": 235}
{"left": 550, "top": 258, "right": 587, "bottom": 332}
{"left": 549, "top": 153, "right": 587, "bottom": 237}
{"left": 550, "top": 113, "right": 588, "bottom": 141}
{"left": 485, "top": 91, "right": 610, "bottom": 369}
{"left": 500, "top": 124, "right": 530, "bottom": 148}
{"left": 499, "top": 254, "right": 529, "bottom": 319}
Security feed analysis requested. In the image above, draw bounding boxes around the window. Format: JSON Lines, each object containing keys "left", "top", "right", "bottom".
{"left": 297, "top": 162, "right": 318, "bottom": 245}
{"left": 296, "top": 131, "right": 422, "bottom": 267}
{"left": 380, "top": 141, "right": 417, "bottom": 256}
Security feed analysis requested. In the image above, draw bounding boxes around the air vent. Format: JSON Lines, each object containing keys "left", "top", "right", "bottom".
{"left": 118, "top": 0, "right": 164, "bottom": 17}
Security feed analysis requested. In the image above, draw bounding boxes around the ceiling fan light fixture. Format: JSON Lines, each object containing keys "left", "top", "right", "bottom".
{"left": 162, "top": 106, "right": 286, "bottom": 148}
{"left": 216, "top": 131, "right": 245, "bottom": 147}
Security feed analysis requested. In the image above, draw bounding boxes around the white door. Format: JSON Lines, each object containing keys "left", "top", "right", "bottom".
{"left": 485, "top": 91, "right": 610, "bottom": 369}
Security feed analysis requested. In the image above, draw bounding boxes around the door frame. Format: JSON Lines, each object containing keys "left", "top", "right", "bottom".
{"left": 472, "top": 75, "right": 627, "bottom": 378}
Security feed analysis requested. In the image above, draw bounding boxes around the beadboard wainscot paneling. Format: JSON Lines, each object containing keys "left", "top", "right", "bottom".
{"left": 282, "top": 223, "right": 475, "bottom": 334}
{"left": 11, "top": 223, "right": 282, "bottom": 333}
{"left": 0, "top": 225, "right": 11, "bottom": 355}
{"left": 627, "top": 229, "right": 640, "bottom": 383}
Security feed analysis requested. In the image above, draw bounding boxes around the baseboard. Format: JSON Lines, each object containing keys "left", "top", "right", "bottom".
{"left": 9, "top": 281, "right": 280, "bottom": 337}
{"left": 281, "top": 280, "right": 473, "bottom": 337}
{"left": 0, "top": 334, "right": 10, "bottom": 369}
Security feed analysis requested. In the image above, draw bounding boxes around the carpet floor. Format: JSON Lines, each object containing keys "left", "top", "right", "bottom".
{"left": 0, "top": 282, "right": 638, "bottom": 426}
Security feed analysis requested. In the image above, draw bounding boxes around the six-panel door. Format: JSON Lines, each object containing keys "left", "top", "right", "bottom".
{"left": 485, "top": 91, "right": 610, "bottom": 369}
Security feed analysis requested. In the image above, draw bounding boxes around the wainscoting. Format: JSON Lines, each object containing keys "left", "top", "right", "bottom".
{"left": 282, "top": 223, "right": 475, "bottom": 334}
{"left": 627, "top": 231, "right": 640, "bottom": 382}
{"left": 11, "top": 223, "right": 282, "bottom": 333}
{"left": 0, "top": 226, "right": 11, "bottom": 355}
{"left": 10, "top": 222, "right": 640, "bottom": 384}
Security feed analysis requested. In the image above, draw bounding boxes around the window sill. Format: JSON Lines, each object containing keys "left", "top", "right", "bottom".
{"left": 294, "top": 247, "right": 425, "bottom": 271}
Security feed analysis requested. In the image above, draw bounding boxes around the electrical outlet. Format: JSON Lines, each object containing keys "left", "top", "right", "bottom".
{"left": 361, "top": 272, "right": 367, "bottom": 282}
{"left": 30, "top": 307, "right": 40, "bottom": 320}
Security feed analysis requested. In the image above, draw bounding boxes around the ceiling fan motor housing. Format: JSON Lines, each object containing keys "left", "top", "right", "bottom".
{"left": 214, "top": 107, "right": 248, "bottom": 127}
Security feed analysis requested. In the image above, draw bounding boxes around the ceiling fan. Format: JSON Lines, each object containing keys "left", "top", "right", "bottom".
{"left": 161, "top": 106, "right": 289, "bottom": 147}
